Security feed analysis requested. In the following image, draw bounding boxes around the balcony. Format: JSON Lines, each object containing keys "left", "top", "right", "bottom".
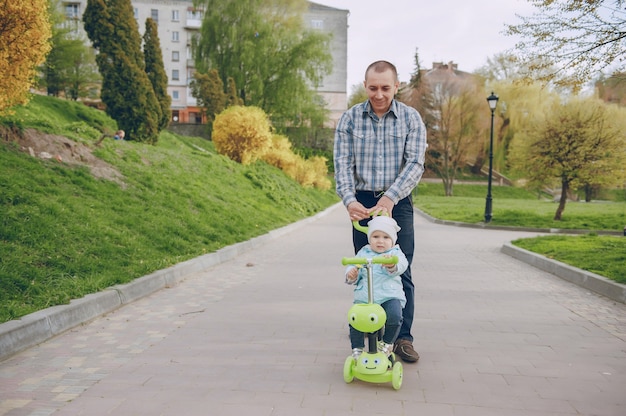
{"left": 185, "top": 18, "right": 201, "bottom": 29}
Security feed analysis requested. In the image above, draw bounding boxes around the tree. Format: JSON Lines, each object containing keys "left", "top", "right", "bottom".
{"left": 226, "top": 77, "right": 243, "bottom": 107}
{"left": 84, "top": 0, "right": 161, "bottom": 143}
{"left": 401, "top": 53, "right": 483, "bottom": 196}
{"left": 347, "top": 84, "right": 367, "bottom": 108}
{"left": 190, "top": 69, "right": 227, "bottom": 131}
{"left": 64, "top": 43, "right": 100, "bottom": 100}
{"left": 144, "top": 18, "right": 171, "bottom": 131}
{"left": 0, "top": 0, "right": 52, "bottom": 113}
{"left": 475, "top": 53, "right": 531, "bottom": 82}
{"left": 425, "top": 81, "right": 484, "bottom": 196}
{"left": 505, "top": 0, "right": 626, "bottom": 90}
{"left": 510, "top": 97, "right": 626, "bottom": 220}
{"left": 42, "top": 1, "right": 99, "bottom": 100}
{"left": 193, "top": 0, "right": 332, "bottom": 129}
{"left": 401, "top": 49, "right": 436, "bottom": 130}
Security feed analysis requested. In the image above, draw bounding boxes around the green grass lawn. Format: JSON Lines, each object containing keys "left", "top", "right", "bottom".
{"left": 511, "top": 234, "right": 626, "bottom": 284}
{"left": 414, "top": 181, "right": 626, "bottom": 285}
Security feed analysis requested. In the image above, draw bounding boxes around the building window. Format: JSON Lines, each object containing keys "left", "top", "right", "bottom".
{"left": 172, "top": 51, "right": 180, "bottom": 62}
{"left": 151, "top": 9, "right": 158, "bottom": 23}
{"left": 172, "top": 31, "right": 179, "bottom": 42}
{"left": 133, "top": 8, "right": 138, "bottom": 19}
{"left": 172, "top": 10, "right": 180, "bottom": 21}
{"left": 172, "top": 91, "right": 179, "bottom": 100}
{"left": 172, "top": 70, "right": 180, "bottom": 81}
{"left": 311, "top": 19, "right": 324, "bottom": 29}
{"left": 65, "top": 3, "right": 80, "bottom": 19}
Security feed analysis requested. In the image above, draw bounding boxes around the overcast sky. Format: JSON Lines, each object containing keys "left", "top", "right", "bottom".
{"left": 315, "top": 0, "right": 537, "bottom": 90}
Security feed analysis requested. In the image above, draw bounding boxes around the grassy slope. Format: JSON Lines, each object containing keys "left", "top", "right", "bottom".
{"left": 0, "top": 96, "right": 338, "bottom": 323}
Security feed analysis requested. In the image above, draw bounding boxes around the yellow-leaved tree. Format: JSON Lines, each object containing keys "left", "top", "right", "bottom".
{"left": 0, "top": 0, "right": 52, "bottom": 113}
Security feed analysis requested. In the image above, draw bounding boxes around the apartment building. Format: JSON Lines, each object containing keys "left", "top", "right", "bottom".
{"left": 61, "top": 0, "right": 348, "bottom": 126}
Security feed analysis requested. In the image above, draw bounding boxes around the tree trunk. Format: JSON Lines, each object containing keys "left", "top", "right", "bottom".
{"left": 444, "top": 179, "right": 454, "bottom": 196}
{"left": 554, "top": 179, "right": 568, "bottom": 220}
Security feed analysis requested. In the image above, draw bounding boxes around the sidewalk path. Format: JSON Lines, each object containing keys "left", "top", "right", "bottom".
{"left": 1, "top": 204, "right": 625, "bottom": 416}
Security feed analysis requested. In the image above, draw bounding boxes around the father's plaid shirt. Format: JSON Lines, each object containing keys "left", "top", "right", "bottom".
{"left": 334, "top": 99, "right": 428, "bottom": 207}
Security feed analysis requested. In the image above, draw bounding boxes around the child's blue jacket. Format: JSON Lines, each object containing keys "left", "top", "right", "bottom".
{"left": 345, "top": 245, "right": 408, "bottom": 307}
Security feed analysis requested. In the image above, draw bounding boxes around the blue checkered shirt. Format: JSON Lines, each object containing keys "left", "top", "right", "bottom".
{"left": 334, "top": 99, "right": 428, "bottom": 206}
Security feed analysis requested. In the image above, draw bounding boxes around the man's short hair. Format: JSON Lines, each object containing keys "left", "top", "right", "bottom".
{"left": 365, "top": 60, "right": 398, "bottom": 82}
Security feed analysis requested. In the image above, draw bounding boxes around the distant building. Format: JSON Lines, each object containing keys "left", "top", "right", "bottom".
{"left": 423, "top": 61, "right": 475, "bottom": 94}
{"left": 60, "top": 0, "right": 348, "bottom": 126}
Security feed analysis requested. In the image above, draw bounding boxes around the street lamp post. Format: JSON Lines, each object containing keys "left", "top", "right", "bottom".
{"left": 484, "top": 92, "right": 499, "bottom": 223}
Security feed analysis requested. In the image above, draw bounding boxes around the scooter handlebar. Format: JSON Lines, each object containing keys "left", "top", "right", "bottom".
{"left": 342, "top": 255, "right": 398, "bottom": 266}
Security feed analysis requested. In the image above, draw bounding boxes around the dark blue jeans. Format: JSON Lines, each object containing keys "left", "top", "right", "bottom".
{"left": 353, "top": 191, "right": 415, "bottom": 343}
{"left": 349, "top": 298, "right": 403, "bottom": 349}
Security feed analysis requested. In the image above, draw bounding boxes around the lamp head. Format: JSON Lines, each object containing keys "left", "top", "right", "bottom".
{"left": 487, "top": 92, "right": 499, "bottom": 111}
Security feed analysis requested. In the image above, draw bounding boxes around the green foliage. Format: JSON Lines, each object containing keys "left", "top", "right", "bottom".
{"left": 0, "top": 96, "right": 338, "bottom": 323}
{"left": 509, "top": 96, "right": 626, "bottom": 220}
{"left": 42, "top": 0, "right": 99, "bottom": 100}
{"left": 193, "top": 0, "right": 332, "bottom": 129}
{"left": 83, "top": 0, "right": 161, "bottom": 143}
{"left": 190, "top": 69, "right": 227, "bottom": 124}
{"left": 347, "top": 84, "right": 367, "bottom": 108}
{"left": 211, "top": 105, "right": 273, "bottom": 164}
{"left": 143, "top": 18, "right": 171, "bottom": 131}
{"left": 512, "top": 234, "right": 626, "bottom": 284}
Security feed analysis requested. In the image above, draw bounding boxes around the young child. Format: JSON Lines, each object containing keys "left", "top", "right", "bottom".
{"left": 345, "top": 216, "right": 409, "bottom": 359}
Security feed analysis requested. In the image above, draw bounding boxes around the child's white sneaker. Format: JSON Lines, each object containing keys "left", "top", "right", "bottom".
{"left": 351, "top": 348, "right": 363, "bottom": 360}
{"left": 378, "top": 341, "right": 393, "bottom": 356}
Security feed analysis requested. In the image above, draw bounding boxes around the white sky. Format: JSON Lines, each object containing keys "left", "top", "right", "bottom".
{"left": 314, "top": 0, "right": 537, "bottom": 90}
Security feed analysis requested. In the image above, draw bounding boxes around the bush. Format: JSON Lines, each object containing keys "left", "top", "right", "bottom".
{"left": 211, "top": 106, "right": 272, "bottom": 165}
{"left": 262, "top": 134, "right": 331, "bottom": 190}
{"left": 263, "top": 134, "right": 297, "bottom": 173}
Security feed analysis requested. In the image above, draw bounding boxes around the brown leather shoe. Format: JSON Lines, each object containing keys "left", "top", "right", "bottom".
{"left": 394, "top": 339, "right": 419, "bottom": 363}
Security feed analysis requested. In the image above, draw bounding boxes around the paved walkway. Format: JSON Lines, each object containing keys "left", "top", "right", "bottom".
{"left": 1, "top": 204, "right": 625, "bottom": 416}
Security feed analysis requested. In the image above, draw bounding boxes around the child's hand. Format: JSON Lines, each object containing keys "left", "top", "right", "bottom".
{"left": 382, "top": 254, "right": 397, "bottom": 272}
{"left": 345, "top": 267, "right": 358, "bottom": 284}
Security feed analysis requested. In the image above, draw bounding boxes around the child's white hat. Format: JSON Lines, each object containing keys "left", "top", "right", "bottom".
{"left": 367, "top": 216, "right": 401, "bottom": 244}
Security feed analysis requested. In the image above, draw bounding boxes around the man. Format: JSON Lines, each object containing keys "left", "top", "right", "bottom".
{"left": 334, "top": 60, "right": 427, "bottom": 363}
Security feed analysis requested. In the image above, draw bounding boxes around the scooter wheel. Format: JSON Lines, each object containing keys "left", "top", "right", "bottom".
{"left": 391, "top": 361, "right": 403, "bottom": 390}
{"left": 343, "top": 356, "right": 355, "bottom": 383}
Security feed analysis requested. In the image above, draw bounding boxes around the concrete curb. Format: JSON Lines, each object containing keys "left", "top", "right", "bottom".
{"left": 501, "top": 243, "right": 626, "bottom": 304}
{"left": 415, "top": 208, "right": 626, "bottom": 305}
{"left": 0, "top": 204, "right": 340, "bottom": 363}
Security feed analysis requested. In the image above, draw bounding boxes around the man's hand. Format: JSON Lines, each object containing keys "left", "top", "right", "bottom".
{"left": 369, "top": 195, "right": 394, "bottom": 217}
{"left": 347, "top": 201, "right": 370, "bottom": 221}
